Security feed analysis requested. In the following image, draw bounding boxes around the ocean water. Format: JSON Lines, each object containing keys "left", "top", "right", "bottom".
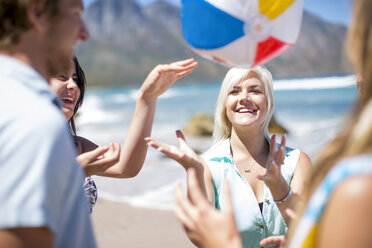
{"left": 76, "top": 74, "right": 358, "bottom": 209}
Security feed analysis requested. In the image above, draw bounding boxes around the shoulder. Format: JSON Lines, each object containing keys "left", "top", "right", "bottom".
{"left": 202, "top": 139, "right": 230, "bottom": 162}
{"left": 286, "top": 150, "right": 312, "bottom": 191}
{"left": 333, "top": 175, "right": 372, "bottom": 201}
{"left": 317, "top": 175, "right": 372, "bottom": 247}
{"left": 282, "top": 146, "right": 311, "bottom": 178}
{"left": 296, "top": 151, "right": 312, "bottom": 169}
{"left": 328, "top": 175, "right": 372, "bottom": 218}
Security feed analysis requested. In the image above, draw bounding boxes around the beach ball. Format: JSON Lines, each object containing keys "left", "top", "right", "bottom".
{"left": 181, "top": 0, "right": 303, "bottom": 68}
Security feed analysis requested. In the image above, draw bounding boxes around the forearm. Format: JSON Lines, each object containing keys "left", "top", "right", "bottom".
{"left": 266, "top": 177, "right": 294, "bottom": 225}
{"left": 99, "top": 93, "right": 156, "bottom": 178}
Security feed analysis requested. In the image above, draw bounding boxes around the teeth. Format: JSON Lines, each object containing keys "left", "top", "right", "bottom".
{"left": 61, "top": 97, "right": 74, "bottom": 102}
{"left": 237, "top": 109, "right": 255, "bottom": 113}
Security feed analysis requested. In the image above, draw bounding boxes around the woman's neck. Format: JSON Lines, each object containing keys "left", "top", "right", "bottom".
{"left": 230, "top": 126, "right": 269, "bottom": 162}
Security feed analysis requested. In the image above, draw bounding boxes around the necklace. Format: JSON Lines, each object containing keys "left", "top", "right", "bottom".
{"left": 243, "top": 162, "right": 255, "bottom": 173}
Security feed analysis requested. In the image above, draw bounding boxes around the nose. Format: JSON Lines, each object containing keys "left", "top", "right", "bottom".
{"left": 66, "top": 78, "right": 78, "bottom": 90}
{"left": 238, "top": 91, "right": 250, "bottom": 103}
{"left": 79, "top": 20, "right": 90, "bottom": 41}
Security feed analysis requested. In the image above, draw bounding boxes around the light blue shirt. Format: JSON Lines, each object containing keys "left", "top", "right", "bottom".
{"left": 202, "top": 139, "right": 300, "bottom": 248}
{"left": 0, "top": 55, "right": 96, "bottom": 247}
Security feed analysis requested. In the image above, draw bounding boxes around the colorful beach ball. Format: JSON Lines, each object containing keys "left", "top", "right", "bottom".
{"left": 181, "top": 0, "right": 303, "bottom": 68}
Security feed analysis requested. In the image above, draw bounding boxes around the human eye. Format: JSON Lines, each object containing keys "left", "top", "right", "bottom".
{"left": 250, "top": 86, "right": 263, "bottom": 94}
{"left": 57, "top": 75, "right": 69, "bottom": 82}
{"left": 229, "top": 86, "right": 240, "bottom": 94}
{"left": 72, "top": 75, "right": 79, "bottom": 84}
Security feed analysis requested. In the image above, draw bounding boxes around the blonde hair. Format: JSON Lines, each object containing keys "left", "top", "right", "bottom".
{"left": 287, "top": 0, "right": 372, "bottom": 243}
{"left": 213, "top": 66, "right": 274, "bottom": 143}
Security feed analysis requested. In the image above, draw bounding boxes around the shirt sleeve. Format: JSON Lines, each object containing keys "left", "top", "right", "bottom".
{"left": 0, "top": 104, "right": 81, "bottom": 234}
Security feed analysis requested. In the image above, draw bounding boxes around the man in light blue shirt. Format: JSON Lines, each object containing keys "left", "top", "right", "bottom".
{"left": 0, "top": 0, "right": 94, "bottom": 247}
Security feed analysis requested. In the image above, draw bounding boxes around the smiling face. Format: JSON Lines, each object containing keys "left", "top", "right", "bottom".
{"left": 225, "top": 72, "right": 268, "bottom": 130}
{"left": 50, "top": 61, "right": 81, "bottom": 120}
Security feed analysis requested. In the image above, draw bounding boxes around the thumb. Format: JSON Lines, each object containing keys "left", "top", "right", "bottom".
{"left": 84, "top": 146, "right": 110, "bottom": 162}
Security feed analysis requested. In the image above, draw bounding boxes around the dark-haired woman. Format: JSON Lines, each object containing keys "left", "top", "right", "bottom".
{"left": 50, "top": 56, "right": 198, "bottom": 213}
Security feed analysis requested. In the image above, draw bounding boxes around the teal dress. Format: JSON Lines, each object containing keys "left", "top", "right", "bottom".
{"left": 202, "top": 139, "right": 300, "bottom": 248}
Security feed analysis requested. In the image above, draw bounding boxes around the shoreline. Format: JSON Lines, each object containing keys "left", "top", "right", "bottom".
{"left": 91, "top": 199, "right": 196, "bottom": 248}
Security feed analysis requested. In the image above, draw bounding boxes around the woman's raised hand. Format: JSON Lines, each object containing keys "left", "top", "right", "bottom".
{"left": 77, "top": 142, "right": 121, "bottom": 176}
{"left": 140, "top": 58, "right": 198, "bottom": 103}
{"left": 175, "top": 168, "right": 243, "bottom": 248}
{"left": 145, "top": 130, "right": 203, "bottom": 171}
{"left": 257, "top": 134, "right": 289, "bottom": 192}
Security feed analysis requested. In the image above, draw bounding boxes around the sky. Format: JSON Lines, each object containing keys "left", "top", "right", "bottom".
{"left": 84, "top": 0, "right": 353, "bottom": 25}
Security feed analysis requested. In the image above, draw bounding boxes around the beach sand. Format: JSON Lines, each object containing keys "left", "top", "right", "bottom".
{"left": 92, "top": 199, "right": 196, "bottom": 248}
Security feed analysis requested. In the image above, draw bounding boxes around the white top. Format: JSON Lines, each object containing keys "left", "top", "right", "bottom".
{"left": 0, "top": 55, "right": 96, "bottom": 247}
{"left": 202, "top": 138, "right": 300, "bottom": 248}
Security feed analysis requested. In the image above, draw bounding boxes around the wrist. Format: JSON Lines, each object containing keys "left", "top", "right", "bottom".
{"left": 265, "top": 175, "right": 289, "bottom": 195}
{"left": 137, "top": 90, "right": 157, "bottom": 105}
{"left": 274, "top": 186, "right": 292, "bottom": 205}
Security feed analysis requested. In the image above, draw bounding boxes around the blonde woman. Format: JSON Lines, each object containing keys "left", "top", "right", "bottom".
{"left": 146, "top": 66, "right": 311, "bottom": 248}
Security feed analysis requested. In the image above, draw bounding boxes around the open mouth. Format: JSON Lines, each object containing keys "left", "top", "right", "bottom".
{"left": 60, "top": 97, "right": 75, "bottom": 106}
{"left": 236, "top": 108, "right": 257, "bottom": 114}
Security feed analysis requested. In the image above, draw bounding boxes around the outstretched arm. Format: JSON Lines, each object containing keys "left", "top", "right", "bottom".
{"left": 79, "top": 59, "right": 198, "bottom": 178}
{"left": 145, "top": 130, "right": 215, "bottom": 202}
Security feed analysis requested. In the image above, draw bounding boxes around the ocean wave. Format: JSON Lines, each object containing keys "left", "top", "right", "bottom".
{"left": 97, "top": 180, "right": 184, "bottom": 210}
{"left": 273, "top": 75, "right": 356, "bottom": 90}
{"left": 77, "top": 108, "right": 123, "bottom": 125}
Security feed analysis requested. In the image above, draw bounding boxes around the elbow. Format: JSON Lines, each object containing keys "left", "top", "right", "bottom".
{"left": 125, "top": 170, "right": 140, "bottom": 178}
{"left": 116, "top": 169, "right": 140, "bottom": 178}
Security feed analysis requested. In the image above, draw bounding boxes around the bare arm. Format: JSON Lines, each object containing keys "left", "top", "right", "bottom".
{"left": 316, "top": 176, "right": 372, "bottom": 247}
{"left": 146, "top": 130, "right": 216, "bottom": 247}
{"left": 78, "top": 59, "right": 198, "bottom": 178}
{"left": 258, "top": 135, "right": 312, "bottom": 225}
{"left": 0, "top": 227, "right": 53, "bottom": 248}
{"left": 145, "top": 130, "right": 214, "bottom": 202}
{"left": 175, "top": 168, "right": 242, "bottom": 248}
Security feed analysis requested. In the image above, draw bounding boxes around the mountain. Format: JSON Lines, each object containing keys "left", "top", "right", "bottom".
{"left": 76, "top": 0, "right": 353, "bottom": 88}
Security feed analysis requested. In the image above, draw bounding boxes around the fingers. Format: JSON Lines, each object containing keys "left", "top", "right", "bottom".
{"left": 186, "top": 168, "right": 209, "bottom": 207}
{"left": 176, "top": 130, "right": 186, "bottom": 142}
{"left": 269, "top": 134, "right": 277, "bottom": 155}
{"left": 145, "top": 137, "right": 180, "bottom": 157}
{"left": 176, "top": 68, "right": 195, "bottom": 79}
{"left": 174, "top": 183, "right": 196, "bottom": 230}
{"left": 145, "top": 137, "right": 168, "bottom": 150}
{"left": 82, "top": 145, "right": 110, "bottom": 162}
{"left": 277, "top": 134, "right": 286, "bottom": 165}
{"left": 259, "top": 235, "right": 286, "bottom": 247}
{"left": 158, "top": 59, "right": 198, "bottom": 73}
{"left": 222, "top": 179, "right": 234, "bottom": 216}
{"left": 171, "top": 58, "right": 197, "bottom": 67}
{"left": 176, "top": 129, "right": 189, "bottom": 148}
{"left": 280, "top": 134, "right": 286, "bottom": 148}
{"left": 145, "top": 136, "right": 185, "bottom": 162}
